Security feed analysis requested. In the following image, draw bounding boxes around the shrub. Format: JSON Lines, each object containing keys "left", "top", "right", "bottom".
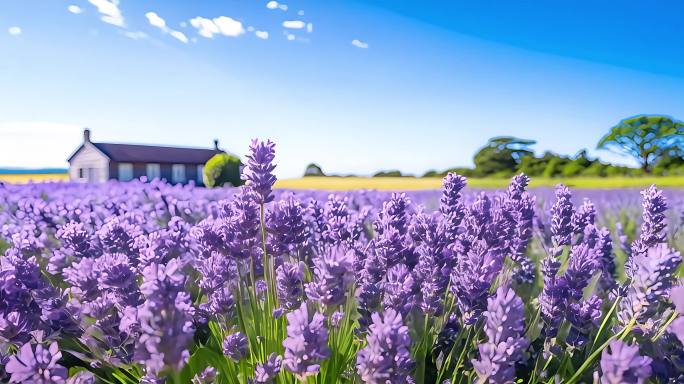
{"left": 304, "top": 163, "right": 325, "bottom": 177}
{"left": 203, "top": 153, "right": 243, "bottom": 188}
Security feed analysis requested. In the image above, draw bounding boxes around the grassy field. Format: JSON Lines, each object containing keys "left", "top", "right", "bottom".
{"left": 1, "top": 173, "right": 681, "bottom": 190}
{"left": 0, "top": 173, "right": 70, "bottom": 183}
{"left": 275, "top": 176, "right": 684, "bottom": 190}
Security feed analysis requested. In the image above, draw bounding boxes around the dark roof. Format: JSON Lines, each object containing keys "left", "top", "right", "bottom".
{"left": 88, "top": 142, "right": 224, "bottom": 164}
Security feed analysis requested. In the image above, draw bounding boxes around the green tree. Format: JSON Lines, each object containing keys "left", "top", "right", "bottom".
{"left": 203, "top": 153, "right": 243, "bottom": 188}
{"left": 597, "top": 115, "right": 684, "bottom": 173}
{"left": 473, "top": 136, "right": 536, "bottom": 176}
{"left": 304, "top": 163, "right": 325, "bottom": 177}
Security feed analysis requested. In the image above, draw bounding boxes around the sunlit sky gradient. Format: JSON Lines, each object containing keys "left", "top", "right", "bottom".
{"left": 1, "top": 0, "right": 683, "bottom": 177}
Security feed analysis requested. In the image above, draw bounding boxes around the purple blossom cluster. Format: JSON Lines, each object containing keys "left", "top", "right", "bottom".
{"left": 0, "top": 138, "right": 683, "bottom": 383}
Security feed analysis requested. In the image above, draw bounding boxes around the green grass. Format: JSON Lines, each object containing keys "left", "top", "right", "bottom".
{"left": 275, "top": 176, "right": 684, "bottom": 190}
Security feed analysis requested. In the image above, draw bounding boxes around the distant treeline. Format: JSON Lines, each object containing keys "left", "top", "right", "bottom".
{"left": 304, "top": 114, "right": 684, "bottom": 178}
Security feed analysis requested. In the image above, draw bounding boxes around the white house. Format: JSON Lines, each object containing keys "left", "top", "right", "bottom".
{"left": 68, "top": 129, "right": 224, "bottom": 184}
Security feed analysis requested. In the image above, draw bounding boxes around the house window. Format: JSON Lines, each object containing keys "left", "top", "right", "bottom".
{"left": 78, "top": 168, "right": 84, "bottom": 178}
{"left": 146, "top": 163, "right": 161, "bottom": 180}
{"left": 118, "top": 163, "right": 133, "bottom": 181}
{"left": 172, "top": 164, "right": 186, "bottom": 183}
{"left": 196, "top": 165, "right": 204, "bottom": 185}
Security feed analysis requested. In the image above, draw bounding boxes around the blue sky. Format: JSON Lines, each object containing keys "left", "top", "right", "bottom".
{"left": 1, "top": 0, "right": 683, "bottom": 178}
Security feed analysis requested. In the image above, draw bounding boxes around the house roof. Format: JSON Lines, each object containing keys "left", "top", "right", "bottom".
{"left": 69, "top": 142, "right": 225, "bottom": 164}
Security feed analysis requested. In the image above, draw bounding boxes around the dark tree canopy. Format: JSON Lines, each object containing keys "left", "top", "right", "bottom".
{"left": 473, "top": 136, "right": 536, "bottom": 176}
{"left": 304, "top": 163, "right": 325, "bottom": 177}
{"left": 203, "top": 153, "right": 243, "bottom": 188}
{"left": 597, "top": 115, "right": 684, "bottom": 173}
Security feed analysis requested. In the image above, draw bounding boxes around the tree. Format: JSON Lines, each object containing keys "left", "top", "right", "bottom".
{"left": 304, "top": 163, "right": 325, "bottom": 177}
{"left": 473, "top": 136, "right": 536, "bottom": 176}
{"left": 597, "top": 115, "right": 684, "bottom": 173}
{"left": 203, "top": 153, "right": 243, "bottom": 188}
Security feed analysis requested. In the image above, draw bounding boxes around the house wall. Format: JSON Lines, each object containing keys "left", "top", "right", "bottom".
{"left": 69, "top": 144, "right": 109, "bottom": 182}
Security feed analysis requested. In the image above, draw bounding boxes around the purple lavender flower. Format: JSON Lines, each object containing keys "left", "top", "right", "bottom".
{"left": 440, "top": 173, "right": 467, "bottom": 243}
{"left": 572, "top": 198, "right": 596, "bottom": 235}
{"left": 5, "top": 342, "right": 68, "bottom": 384}
{"left": 618, "top": 244, "right": 682, "bottom": 335}
{"left": 305, "top": 246, "right": 354, "bottom": 307}
{"left": 282, "top": 303, "right": 330, "bottom": 377}
{"left": 451, "top": 240, "right": 504, "bottom": 324}
{"left": 356, "top": 309, "right": 415, "bottom": 383}
{"left": 97, "top": 216, "right": 142, "bottom": 256}
{"left": 192, "top": 367, "right": 216, "bottom": 384}
{"left": 550, "top": 184, "right": 575, "bottom": 247}
{"left": 563, "top": 243, "right": 600, "bottom": 301}
{"left": 241, "top": 139, "right": 277, "bottom": 204}
{"left": 276, "top": 262, "right": 305, "bottom": 310}
{"left": 134, "top": 261, "right": 195, "bottom": 376}
{"left": 472, "top": 286, "right": 528, "bottom": 384}
{"left": 382, "top": 263, "right": 417, "bottom": 316}
{"left": 566, "top": 296, "right": 602, "bottom": 348}
{"left": 632, "top": 185, "right": 668, "bottom": 255}
{"left": 504, "top": 174, "right": 536, "bottom": 284}
{"left": 222, "top": 332, "right": 249, "bottom": 361}
{"left": 57, "top": 221, "right": 98, "bottom": 258}
{"left": 330, "top": 311, "right": 344, "bottom": 328}
{"left": 600, "top": 340, "right": 652, "bottom": 384}
{"left": 254, "top": 353, "right": 282, "bottom": 383}
{"left": 267, "top": 196, "right": 310, "bottom": 256}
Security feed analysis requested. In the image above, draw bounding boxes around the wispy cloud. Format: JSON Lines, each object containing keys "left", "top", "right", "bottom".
{"left": 190, "top": 16, "right": 245, "bottom": 38}
{"left": 351, "top": 39, "right": 369, "bottom": 49}
{"left": 266, "top": 1, "right": 288, "bottom": 11}
{"left": 282, "top": 20, "right": 305, "bottom": 29}
{"left": 8, "top": 26, "right": 22, "bottom": 36}
{"left": 68, "top": 5, "right": 83, "bottom": 14}
{"left": 255, "top": 30, "right": 269, "bottom": 40}
{"left": 88, "top": 0, "right": 124, "bottom": 27}
{"left": 123, "top": 31, "right": 147, "bottom": 40}
{"left": 145, "top": 12, "right": 188, "bottom": 43}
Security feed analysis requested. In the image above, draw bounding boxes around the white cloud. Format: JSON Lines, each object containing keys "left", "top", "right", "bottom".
{"left": 146, "top": 12, "right": 188, "bottom": 43}
{"left": 0, "top": 122, "right": 83, "bottom": 168}
{"left": 297, "top": 10, "right": 304, "bottom": 16}
{"left": 190, "top": 17, "right": 219, "bottom": 38}
{"left": 266, "top": 1, "right": 288, "bottom": 11}
{"left": 213, "top": 16, "right": 245, "bottom": 37}
{"left": 68, "top": 5, "right": 83, "bottom": 14}
{"left": 190, "top": 16, "right": 244, "bottom": 38}
{"left": 351, "top": 39, "right": 369, "bottom": 49}
{"left": 145, "top": 12, "right": 166, "bottom": 29}
{"left": 169, "top": 30, "right": 189, "bottom": 43}
{"left": 282, "top": 20, "right": 305, "bottom": 29}
{"left": 123, "top": 31, "right": 147, "bottom": 40}
{"left": 8, "top": 26, "right": 21, "bottom": 36}
{"left": 88, "top": 0, "right": 125, "bottom": 27}
{"left": 286, "top": 33, "right": 295, "bottom": 41}
{"left": 306, "top": 23, "right": 313, "bottom": 33}
{"left": 179, "top": 21, "right": 188, "bottom": 28}
{"left": 255, "top": 30, "right": 269, "bottom": 39}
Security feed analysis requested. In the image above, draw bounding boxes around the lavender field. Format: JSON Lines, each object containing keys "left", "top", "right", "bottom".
{"left": 1, "top": 140, "right": 684, "bottom": 384}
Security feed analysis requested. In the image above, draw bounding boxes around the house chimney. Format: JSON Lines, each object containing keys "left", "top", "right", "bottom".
{"left": 214, "top": 139, "right": 219, "bottom": 150}
{"left": 84, "top": 128, "right": 91, "bottom": 143}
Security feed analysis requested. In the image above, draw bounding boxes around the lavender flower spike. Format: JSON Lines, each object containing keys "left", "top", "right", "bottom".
{"left": 5, "top": 342, "right": 68, "bottom": 384}
{"left": 241, "top": 139, "right": 277, "bottom": 204}
{"left": 550, "top": 184, "right": 574, "bottom": 248}
{"left": 222, "top": 332, "right": 249, "bottom": 361}
{"left": 254, "top": 353, "right": 282, "bottom": 383}
{"left": 356, "top": 309, "right": 415, "bottom": 383}
{"left": 282, "top": 302, "right": 331, "bottom": 377}
{"left": 599, "top": 340, "right": 652, "bottom": 384}
{"left": 472, "top": 286, "right": 528, "bottom": 384}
